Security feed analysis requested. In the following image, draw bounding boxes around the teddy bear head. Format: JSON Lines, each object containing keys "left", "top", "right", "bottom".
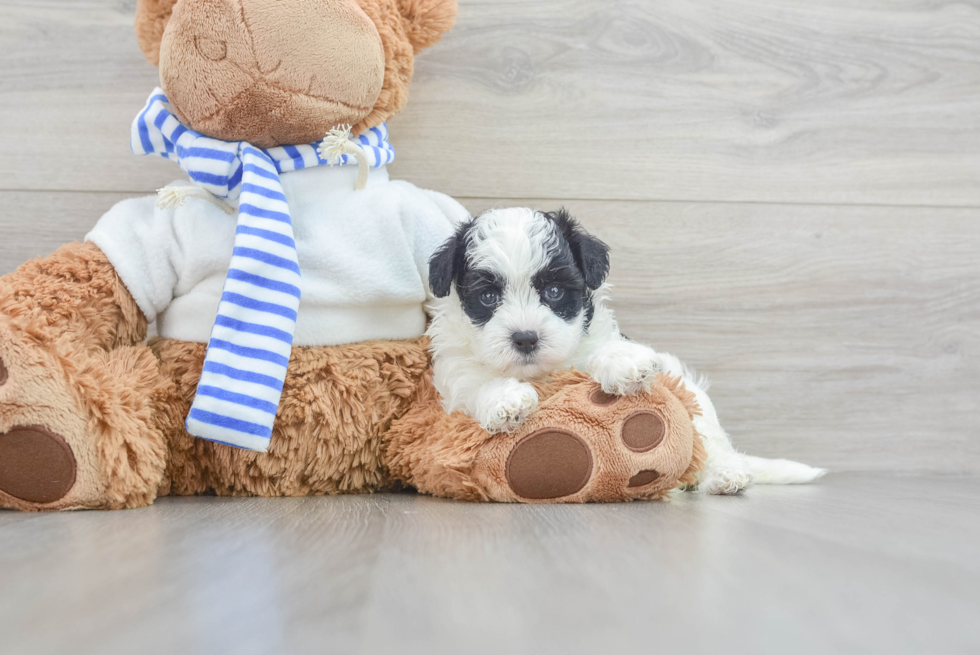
{"left": 135, "top": 0, "right": 456, "bottom": 147}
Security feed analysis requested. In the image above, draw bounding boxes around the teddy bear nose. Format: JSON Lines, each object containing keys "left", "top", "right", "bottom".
{"left": 511, "top": 331, "right": 540, "bottom": 355}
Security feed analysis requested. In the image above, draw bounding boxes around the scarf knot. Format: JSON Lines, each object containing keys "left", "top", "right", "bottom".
{"left": 133, "top": 88, "right": 394, "bottom": 199}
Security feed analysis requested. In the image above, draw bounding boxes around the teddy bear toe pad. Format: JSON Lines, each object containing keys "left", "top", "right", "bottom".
{"left": 627, "top": 469, "right": 662, "bottom": 487}
{"left": 621, "top": 411, "right": 666, "bottom": 452}
{"left": 0, "top": 426, "right": 76, "bottom": 504}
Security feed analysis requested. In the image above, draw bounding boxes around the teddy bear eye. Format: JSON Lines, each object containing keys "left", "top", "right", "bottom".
{"left": 479, "top": 291, "right": 500, "bottom": 307}
{"left": 544, "top": 285, "right": 564, "bottom": 302}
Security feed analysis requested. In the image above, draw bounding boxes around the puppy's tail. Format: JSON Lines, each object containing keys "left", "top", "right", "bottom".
{"left": 745, "top": 455, "right": 827, "bottom": 485}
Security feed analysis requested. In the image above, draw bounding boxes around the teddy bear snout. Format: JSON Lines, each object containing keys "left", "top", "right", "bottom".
{"left": 159, "top": 0, "right": 385, "bottom": 147}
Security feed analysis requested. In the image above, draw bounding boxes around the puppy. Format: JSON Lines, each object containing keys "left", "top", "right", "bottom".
{"left": 426, "top": 207, "right": 825, "bottom": 494}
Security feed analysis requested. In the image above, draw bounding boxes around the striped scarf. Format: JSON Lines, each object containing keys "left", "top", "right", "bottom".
{"left": 132, "top": 87, "right": 394, "bottom": 452}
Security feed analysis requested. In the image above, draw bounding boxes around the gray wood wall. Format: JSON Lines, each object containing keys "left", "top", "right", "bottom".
{"left": 1, "top": 0, "right": 977, "bottom": 473}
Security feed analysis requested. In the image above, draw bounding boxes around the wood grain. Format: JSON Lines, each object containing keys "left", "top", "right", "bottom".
{"left": 1, "top": 0, "right": 979, "bottom": 205}
{"left": 394, "top": 0, "right": 980, "bottom": 205}
{"left": 1, "top": 474, "right": 978, "bottom": 655}
{"left": 0, "top": 191, "right": 138, "bottom": 269}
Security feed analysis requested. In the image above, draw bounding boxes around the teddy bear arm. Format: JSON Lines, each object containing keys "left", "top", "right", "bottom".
{"left": 0, "top": 241, "right": 147, "bottom": 352}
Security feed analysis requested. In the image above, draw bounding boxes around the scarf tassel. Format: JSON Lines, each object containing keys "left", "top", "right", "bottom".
{"left": 156, "top": 186, "right": 236, "bottom": 214}
{"left": 318, "top": 124, "right": 370, "bottom": 191}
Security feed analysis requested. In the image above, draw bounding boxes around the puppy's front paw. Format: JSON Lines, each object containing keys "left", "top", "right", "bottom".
{"left": 476, "top": 379, "right": 539, "bottom": 434}
{"left": 588, "top": 341, "right": 664, "bottom": 396}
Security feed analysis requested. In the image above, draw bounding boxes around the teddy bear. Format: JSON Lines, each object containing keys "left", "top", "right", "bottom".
{"left": 0, "top": 0, "right": 704, "bottom": 511}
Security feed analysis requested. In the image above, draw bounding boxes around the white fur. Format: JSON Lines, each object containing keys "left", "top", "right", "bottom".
{"left": 586, "top": 339, "right": 664, "bottom": 396}
{"left": 475, "top": 377, "right": 540, "bottom": 434}
{"left": 426, "top": 208, "right": 826, "bottom": 494}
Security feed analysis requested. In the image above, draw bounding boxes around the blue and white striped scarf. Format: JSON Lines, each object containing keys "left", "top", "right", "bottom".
{"left": 133, "top": 87, "right": 394, "bottom": 452}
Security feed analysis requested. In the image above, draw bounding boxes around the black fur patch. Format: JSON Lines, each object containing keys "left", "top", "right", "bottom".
{"left": 531, "top": 243, "right": 586, "bottom": 324}
{"left": 428, "top": 218, "right": 476, "bottom": 298}
{"left": 541, "top": 208, "right": 610, "bottom": 290}
{"left": 458, "top": 268, "right": 504, "bottom": 327}
{"left": 583, "top": 293, "right": 595, "bottom": 332}
{"left": 428, "top": 215, "right": 506, "bottom": 327}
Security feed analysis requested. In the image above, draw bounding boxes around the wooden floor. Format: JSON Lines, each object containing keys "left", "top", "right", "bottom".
{"left": 1, "top": 473, "right": 978, "bottom": 654}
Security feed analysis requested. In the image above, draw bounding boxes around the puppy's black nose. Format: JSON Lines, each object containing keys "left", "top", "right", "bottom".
{"left": 511, "top": 331, "right": 539, "bottom": 355}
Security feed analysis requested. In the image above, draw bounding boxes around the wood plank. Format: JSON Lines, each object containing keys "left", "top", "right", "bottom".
{"left": 0, "top": 475, "right": 978, "bottom": 654}
{"left": 395, "top": 0, "right": 980, "bottom": 205}
{"left": 0, "top": 1, "right": 178, "bottom": 193}
{"left": 0, "top": 191, "right": 139, "bottom": 273}
{"left": 1, "top": 191, "right": 977, "bottom": 472}
{"left": 1, "top": 0, "right": 979, "bottom": 206}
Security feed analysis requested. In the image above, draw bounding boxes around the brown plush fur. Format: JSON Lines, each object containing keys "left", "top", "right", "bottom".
{"left": 135, "top": 0, "right": 457, "bottom": 146}
{"left": 134, "top": 0, "right": 178, "bottom": 66}
{"left": 394, "top": 0, "right": 458, "bottom": 53}
{"left": 348, "top": 0, "right": 422, "bottom": 138}
{"left": 152, "top": 337, "right": 429, "bottom": 498}
{"left": 0, "top": 242, "right": 146, "bottom": 353}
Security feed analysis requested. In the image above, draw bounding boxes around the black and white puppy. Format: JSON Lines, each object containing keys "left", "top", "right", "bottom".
{"left": 426, "top": 207, "right": 825, "bottom": 494}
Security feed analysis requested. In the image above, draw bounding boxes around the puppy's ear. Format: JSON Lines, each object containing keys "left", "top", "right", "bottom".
{"left": 544, "top": 209, "right": 610, "bottom": 290}
{"left": 395, "top": 0, "right": 458, "bottom": 54}
{"left": 135, "top": 0, "right": 179, "bottom": 66}
{"left": 428, "top": 219, "right": 471, "bottom": 298}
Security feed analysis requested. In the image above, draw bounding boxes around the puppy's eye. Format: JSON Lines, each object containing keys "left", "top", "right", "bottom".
{"left": 479, "top": 291, "right": 500, "bottom": 307}
{"left": 544, "top": 285, "right": 564, "bottom": 302}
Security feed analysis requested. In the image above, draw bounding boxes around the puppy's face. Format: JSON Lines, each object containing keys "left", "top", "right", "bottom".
{"left": 429, "top": 208, "right": 610, "bottom": 379}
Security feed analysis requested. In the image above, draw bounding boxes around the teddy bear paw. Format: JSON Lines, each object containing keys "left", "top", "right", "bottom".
{"left": 0, "top": 315, "right": 165, "bottom": 511}
{"left": 495, "top": 379, "right": 700, "bottom": 503}
{"left": 387, "top": 371, "right": 704, "bottom": 504}
{"left": 0, "top": 320, "right": 83, "bottom": 509}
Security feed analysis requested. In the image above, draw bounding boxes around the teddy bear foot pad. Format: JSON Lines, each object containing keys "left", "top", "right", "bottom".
{"left": 0, "top": 425, "right": 77, "bottom": 504}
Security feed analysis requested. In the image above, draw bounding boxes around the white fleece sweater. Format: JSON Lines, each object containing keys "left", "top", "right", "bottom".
{"left": 86, "top": 165, "right": 467, "bottom": 346}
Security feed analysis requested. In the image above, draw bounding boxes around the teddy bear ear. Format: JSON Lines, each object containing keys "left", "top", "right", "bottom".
{"left": 135, "top": 0, "right": 179, "bottom": 66}
{"left": 395, "top": 0, "right": 458, "bottom": 54}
